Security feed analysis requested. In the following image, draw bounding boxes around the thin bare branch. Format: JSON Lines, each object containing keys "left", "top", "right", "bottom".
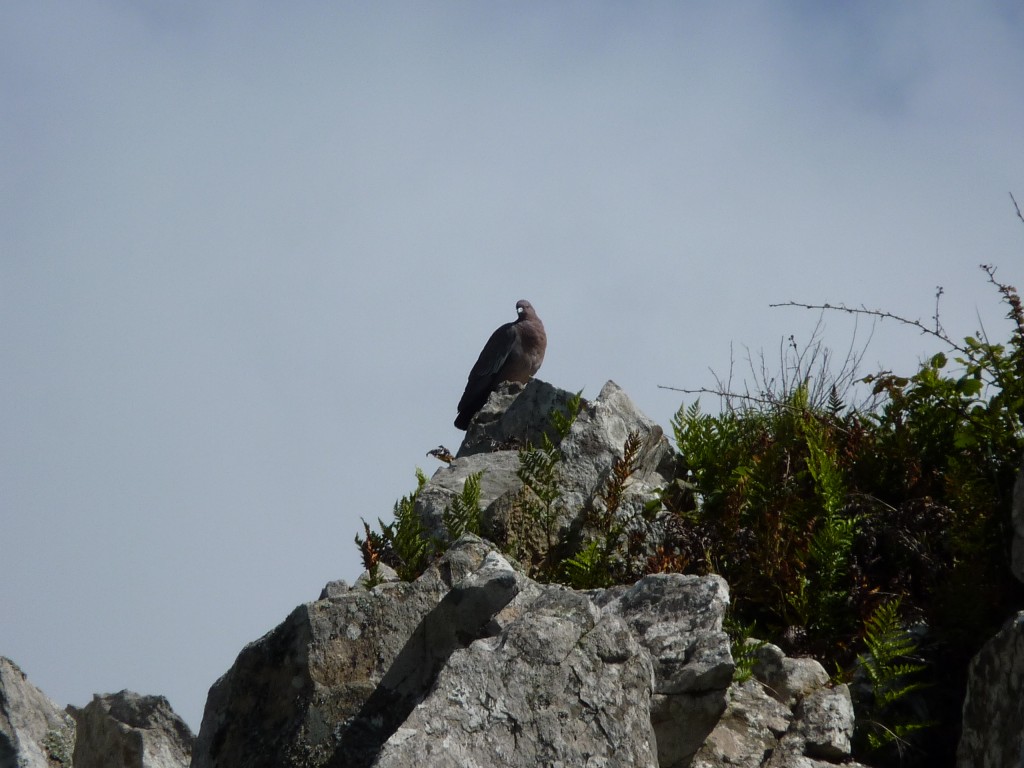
{"left": 1011, "top": 191, "right": 1024, "bottom": 225}
{"left": 933, "top": 286, "right": 945, "bottom": 338}
{"left": 769, "top": 300, "right": 969, "bottom": 356}
{"left": 657, "top": 383, "right": 779, "bottom": 409}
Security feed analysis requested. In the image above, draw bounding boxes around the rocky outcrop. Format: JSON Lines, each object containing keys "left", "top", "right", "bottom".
{"left": 419, "top": 379, "right": 677, "bottom": 560}
{"left": 957, "top": 610, "right": 1024, "bottom": 768}
{"left": 193, "top": 522, "right": 874, "bottom": 768}
{"left": 0, "top": 376, "right": 896, "bottom": 767}
{"left": 597, "top": 575, "right": 732, "bottom": 767}
{"left": 193, "top": 537, "right": 507, "bottom": 768}
{"left": 191, "top": 378, "right": 730, "bottom": 768}
{"left": 454, "top": 379, "right": 574, "bottom": 458}
{"left": 1, "top": 659, "right": 193, "bottom": 768}
{"left": 752, "top": 643, "right": 831, "bottom": 707}
{"left": 371, "top": 584, "right": 659, "bottom": 768}
{"left": 694, "top": 657, "right": 868, "bottom": 768}
{"left": 0, "top": 657, "right": 75, "bottom": 768}
{"left": 191, "top": 535, "right": 734, "bottom": 768}
{"left": 69, "top": 691, "right": 192, "bottom": 768}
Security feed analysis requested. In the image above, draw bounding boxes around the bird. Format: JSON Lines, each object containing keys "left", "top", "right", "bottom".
{"left": 427, "top": 445, "right": 455, "bottom": 464}
{"left": 454, "top": 299, "right": 547, "bottom": 430}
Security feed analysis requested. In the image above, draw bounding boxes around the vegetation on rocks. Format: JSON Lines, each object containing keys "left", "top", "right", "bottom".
{"left": 668, "top": 262, "right": 1024, "bottom": 765}
{"left": 360, "top": 216, "right": 1024, "bottom": 766}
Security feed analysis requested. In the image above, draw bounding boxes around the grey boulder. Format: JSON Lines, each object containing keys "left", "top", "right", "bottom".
{"left": 693, "top": 651, "right": 867, "bottom": 768}
{"left": 957, "top": 610, "right": 1024, "bottom": 768}
{"left": 70, "top": 691, "right": 192, "bottom": 768}
{"left": 423, "top": 379, "right": 677, "bottom": 566}
{"left": 0, "top": 657, "right": 75, "bottom": 768}
{"left": 191, "top": 536, "right": 734, "bottom": 768}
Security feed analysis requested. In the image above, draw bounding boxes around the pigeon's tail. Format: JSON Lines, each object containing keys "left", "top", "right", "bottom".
{"left": 454, "top": 387, "right": 488, "bottom": 430}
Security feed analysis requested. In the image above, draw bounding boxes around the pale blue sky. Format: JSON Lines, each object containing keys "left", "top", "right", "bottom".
{"left": 3, "top": 2, "right": 1023, "bottom": 731}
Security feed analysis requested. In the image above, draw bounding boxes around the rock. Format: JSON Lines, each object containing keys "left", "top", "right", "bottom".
{"left": 456, "top": 379, "right": 574, "bottom": 458}
{"left": 763, "top": 684, "right": 859, "bottom": 768}
{"left": 1012, "top": 464, "right": 1024, "bottom": 584}
{"left": 792, "top": 684, "right": 855, "bottom": 760}
{"left": 691, "top": 680, "right": 792, "bottom": 768}
{"left": 318, "top": 579, "right": 352, "bottom": 598}
{"left": 599, "top": 573, "right": 733, "bottom": 767}
{"left": 419, "top": 379, "right": 678, "bottom": 571}
{"left": 752, "top": 643, "right": 830, "bottom": 707}
{"left": 0, "top": 657, "right": 75, "bottom": 768}
{"left": 957, "top": 610, "right": 1024, "bottom": 768}
{"left": 415, "top": 450, "right": 523, "bottom": 539}
{"left": 192, "top": 536, "right": 517, "bottom": 768}
{"left": 558, "top": 380, "right": 676, "bottom": 515}
{"left": 602, "top": 574, "right": 733, "bottom": 693}
{"left": 192, "top": 536, "right": 733, "bottom": 768}
{"left": 70, "top": 691, "right": 192, "bottom": 768}
{"left": 352, "top": 563, "right": 401, "bottom": 590}
{"left": 373, "top": 587, "right": 658, "bottom": 768}
{"left": 693, "top": 653, "right": 867, "bottom": 768}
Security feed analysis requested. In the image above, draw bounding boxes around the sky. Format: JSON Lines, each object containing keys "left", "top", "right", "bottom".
{"left": 3, "top": 1, "right": 1024, "bottom": 733}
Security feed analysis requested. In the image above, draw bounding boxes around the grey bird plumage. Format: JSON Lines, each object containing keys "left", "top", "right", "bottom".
{"left": 454, "top": 299, "right": 547, "bottom": 430}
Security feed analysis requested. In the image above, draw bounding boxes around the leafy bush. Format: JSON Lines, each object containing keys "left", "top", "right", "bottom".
{"left": 666, "top": 261, "right": 1024, "bottom": 766}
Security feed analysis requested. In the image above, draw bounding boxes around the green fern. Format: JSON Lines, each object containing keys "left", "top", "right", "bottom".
{"left": 724, "top": 615, "right": 766, "bottom": 683}
{"left": 517, "top": 441, "right": 564, "bottom": 550}
{"left": 355, "top": 469, "right": 432, "bottom": 582}
{"left": 800, "top": 420, "right": 858, "bottom": 634}
{"left": 443, "top": 470, "right": 484, "bottom": 540}
{"left": 856, "top": 599, "right": 933, "bottom": 753}
{"left": 561, "top": 539, "right": 612, "bottom": 589}
{"left": 551, "top": 389, "right": 584, "bottom": 440}
{"left": 805, "top": 419, "right": 845, "bottom": 518}
{"left": 827, "top": 384, "right": 845, "bottom": 416}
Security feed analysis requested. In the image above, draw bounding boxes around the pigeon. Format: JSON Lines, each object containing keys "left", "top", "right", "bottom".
{"left": 454, "top": 299, "right": 547, "bottom": 430}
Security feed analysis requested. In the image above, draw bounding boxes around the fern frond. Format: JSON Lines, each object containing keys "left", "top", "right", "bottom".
{"left": 551, "top": 389, "right": 584, "bottom": 440}
{"left": 724, "top": 615, "right": 766, "bottom": 683}
{"left": 357, "top": 469, "right": 432, "bottom": 582}
{"left": 856, "top": 598, "right": 934, "bottom": 755}
{"left": 443, "top": 470, "right": 484, "bottom": 540}
{"left": 561, "top": 539, "right": 611, "bottom": 589}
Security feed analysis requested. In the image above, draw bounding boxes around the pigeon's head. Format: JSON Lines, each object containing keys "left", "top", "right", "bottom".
{"left": 516, "top": 299, "right": 535, "bottom": 319}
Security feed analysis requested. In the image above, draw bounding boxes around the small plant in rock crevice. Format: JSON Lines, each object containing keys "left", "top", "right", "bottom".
{"left": 551, "top": 389, "right": 584, "bottom": 440}
{"left": 442, "top": 470, "right": 484, "bottom": 542}
{"left": 355, "top": 468, "right": 430, "bottom": 583}
{"left": 724, "top": 615, "right": 767, "bottom": 684}
{"left": 561, "top": 429, "right": 646, "bottom": 589}
{"left": 511, "top": 437, "right": 566, "bottom": 579}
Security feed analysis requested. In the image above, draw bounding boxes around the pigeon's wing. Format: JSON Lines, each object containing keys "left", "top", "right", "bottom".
{"left": 454, "top": 322, "right": 517, "bottom": 430}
